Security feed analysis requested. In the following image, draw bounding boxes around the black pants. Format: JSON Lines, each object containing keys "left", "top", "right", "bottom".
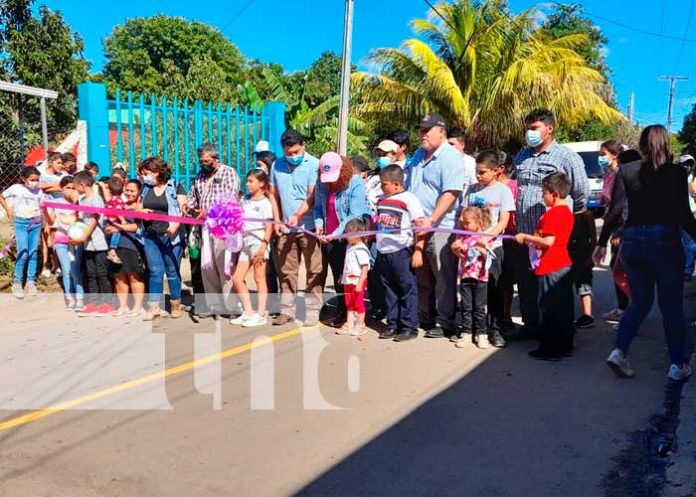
{"left": 512, "top": 241, "right": 540, "bottom": 329}
{"left": 84, "top": 250, "right": 111, "bottom": 305}
{"left": 460, "top": 278, "right": 488, "bottom": 336}
{"left": 486, "top": 246, "right": 504, "bottom": 334}
{"left": 538, "top": 266, "right": 575, "bottom": 353}
{"left": 266, "top": 239, "right": 280, "bottom": 295}
{"left": 376, "top": 248, "right": 419, "bottom": 332}
{"left": 323, "top": 240, "right": 347, "bottom": 315}
{"left": 610, "top": 244, "right": 629, "bottom": 310}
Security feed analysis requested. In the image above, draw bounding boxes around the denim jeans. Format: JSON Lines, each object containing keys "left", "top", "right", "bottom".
{"left": 617, "top": 226, "right": 687, "bottom": 365}
{"left": 376, "top": 248, "right": 419, "bottom": 333}
{"left": 681, "top": 229, "right": 696, "bottom": 278}
{"left": 109, "top": 232, "right": 122, "bottom": 250}
{"left": 143, "top": 233, "right": 182, "bottom": 303}
{"left": 14, "top": 217, "right": 41, "bottom": 283}
{"left": 54, "top": 243, "right": 84, "bottom": 300}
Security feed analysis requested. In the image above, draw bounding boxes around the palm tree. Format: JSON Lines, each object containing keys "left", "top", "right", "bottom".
{"left": 261, "top": 68, "right": 370, "bottom": 156}
{"left": 353, "top": 0, "right": 623, "bottom": 148}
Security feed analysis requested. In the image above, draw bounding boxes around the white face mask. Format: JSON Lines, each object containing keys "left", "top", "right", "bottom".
{"left": 26, "top": 180, "right": 39, "bottom": 189}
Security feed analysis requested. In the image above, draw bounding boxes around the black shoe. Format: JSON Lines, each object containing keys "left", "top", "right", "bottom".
{"left": 370, "top": 310, "right": 386, "bottom": 322}
{"left": 379, "top": 328, "right": 398, "bottom": 339}
{"left": 574, "top": 315, "right": 595, "bottom": 329}
{"left": 394, "top": 331, "right": 418, "bottom": 342}
{"left": 424, "top": 325, "right": 445, "bottom": 339}
{"left": 500, "top": 320, "right": 516, "bottom": 332}
{"left": 489, "top": 332, "right": 507, "bottom": 348}
{"left": 528, "top": 348, "right": 561, "bottom": 361}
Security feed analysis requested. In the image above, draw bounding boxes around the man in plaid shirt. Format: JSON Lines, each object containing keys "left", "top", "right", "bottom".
{"left": 512, "top": 109, "right": 589, "bottom": 338}
{"left": 185, "top": 143, "right": 240, "bottom": 316}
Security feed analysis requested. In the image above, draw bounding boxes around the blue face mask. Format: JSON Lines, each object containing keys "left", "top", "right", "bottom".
{"left": 286, "top": 155, "right": 304, "bottom": 167}
{"left": 525, "top": 130, "right": 543, "bottom": 148}
{"left": 142, "top": 175, "right": 156, "bottom": 186}
{"left": 598, "top": 155, "right": 611, "bottom": 169}
{"left": 377, "top": 157, "right": 392, "bottom": 169}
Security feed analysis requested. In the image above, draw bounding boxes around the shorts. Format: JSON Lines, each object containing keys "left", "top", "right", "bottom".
{"left": 238, "top": 238, "right": 269, "bottom": 262}
{"left": 571, "top": 262, "right": 593, "bottom": 296}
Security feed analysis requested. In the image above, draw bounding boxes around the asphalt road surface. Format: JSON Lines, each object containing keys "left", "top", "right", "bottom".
{"left": 1, "top": 266, "right": 695, "bottom": 497}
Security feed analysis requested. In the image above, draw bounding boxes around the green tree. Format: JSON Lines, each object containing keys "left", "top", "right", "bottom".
{"left": 102, "top": 15, "right": 245, "bottom": 100}
{"left": 0, "top": 0, "right": 89, "bottom": 134}
{"left": 540, "top": 3, "right": 621, "bottom": 142}
{"left": 540, "top": 3, "right": 610, "bottom": 77}
{"left": 679, "top": 104, "right": 696, "bottom": 157}
{"left": 353, "top": 0, "right": 623, "bottom": 150}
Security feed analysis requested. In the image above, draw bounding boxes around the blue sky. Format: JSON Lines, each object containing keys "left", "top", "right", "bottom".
{"left": 42, "top": 0, "right": 696, "bottom": 131}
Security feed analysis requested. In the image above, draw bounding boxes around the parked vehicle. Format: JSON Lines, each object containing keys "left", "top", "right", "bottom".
{"left": 563, "top": 141, "right": 605, "bottom": 217}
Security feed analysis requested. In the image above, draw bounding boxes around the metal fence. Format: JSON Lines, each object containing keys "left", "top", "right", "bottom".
{"left": 0, "top": 83, "right": 62, "bottom": 193}
{"left": 106, "top": 92, "right": 272, "bottom": 189}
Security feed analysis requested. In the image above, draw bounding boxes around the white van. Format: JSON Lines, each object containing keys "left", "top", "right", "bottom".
{"left": 562, "top": 141, "right": 605, "bottom": 215}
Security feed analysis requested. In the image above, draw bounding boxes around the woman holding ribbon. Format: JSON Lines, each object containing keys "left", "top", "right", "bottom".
{"left": 138, "top": 157, "right": 183, "bottom": 321}
{"left": 313, "top": 152, "right": 371, "bottom": 327}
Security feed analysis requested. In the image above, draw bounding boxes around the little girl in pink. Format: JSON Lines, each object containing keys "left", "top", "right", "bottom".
{"left": 453, "top": 206, "right": 494, "bottom": 349}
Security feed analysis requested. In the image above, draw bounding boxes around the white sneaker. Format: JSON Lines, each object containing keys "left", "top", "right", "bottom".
{"left": 351, "top": 325, "right": 368, "bottom": 337}
{"left": 26, "top": 281, "right": 38, "bottom": 297}
{"left": 455, "top": 336, "right": 471, "bottom": 348}
{"left": 41, "top": 269, "right": 51, "bottom": 278}
{"left": 603, "top": 308, "right": 624, "bottom": 323}
{"left": 242, "top": 313, "right": 268, "bottom": 328}
{"left": 11, "top": 282, "right": 23, "bottom": 299}
{"left": 607, "top": 348, "right": 635, "bottom": 378}
{"left": 230, "top": 313, "right": 253, "bottom": 325}
{"left": 667, "top": 363, "right": 693, "bottom": 381}
{"left": 476, "top": 334, "right": 490, "bottom": 349}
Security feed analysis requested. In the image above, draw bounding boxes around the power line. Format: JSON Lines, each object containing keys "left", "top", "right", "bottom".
{"left": 673, "top": 0, "right": 696, "bottom": 72}
{"left": 422, "top": 0, "right": 457, "bottom": 32}
{"left": 220, "top": 0, "right": 257, "bottom": 33}
{"left": 585, "top": 12, "right": 696, "bottom": 43}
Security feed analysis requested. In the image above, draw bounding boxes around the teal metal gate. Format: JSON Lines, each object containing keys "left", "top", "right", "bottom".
{"left": 77, "top": 82, "right": 286, "bottom": 188}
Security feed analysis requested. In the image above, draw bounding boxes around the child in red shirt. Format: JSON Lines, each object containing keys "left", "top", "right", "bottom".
{"left": 515, "top": 172, "right": 575, "bottom": 360}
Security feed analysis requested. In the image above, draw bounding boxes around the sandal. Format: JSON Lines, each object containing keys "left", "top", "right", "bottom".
{"left": 335, "top": 324, "right": 352, "bottom": 335}
{"left": 112, "top": 308, "right": 128, "bottom": 317}
{"left": 351, "top": 325, "right": 368, "bottom": 337}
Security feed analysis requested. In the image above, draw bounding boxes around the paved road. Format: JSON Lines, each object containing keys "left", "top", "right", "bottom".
{"left": 0, "top": 267, "right": 695, "bottom": 497}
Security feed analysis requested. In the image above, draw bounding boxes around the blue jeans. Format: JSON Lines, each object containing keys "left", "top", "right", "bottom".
{"left": 109, "top": 232, "right": 121, "bottom": 250}
{"left": 54, "top": 243, "right": 84, "bottom": 300}
{"left": 14, "top": 217, "right": 41, "bottom": 283}
{"left": 376, "top": 248, "right": 419, "bottom": 333}
{"left": 681, "top": 229, "right": 696, "bottom": 277}
{"left": 617, "top": 226, "right": 687, "bottom": 365}
{"left": 143, "top": 233, "right": 182, "bottom": 303}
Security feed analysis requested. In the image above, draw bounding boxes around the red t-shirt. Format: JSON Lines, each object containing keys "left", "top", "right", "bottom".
{"left": 535, "top": 205, "right": 574, "bottom": 276}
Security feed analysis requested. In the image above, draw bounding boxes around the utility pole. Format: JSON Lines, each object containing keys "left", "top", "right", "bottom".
{"left": 658, "top": 76, "right": 688, "bottom": 132}
{"left": 337, "top": 0, "right": 354, "bottom": 156}
{"left": 628, "top": 92, "right": 635, "bottom": 124}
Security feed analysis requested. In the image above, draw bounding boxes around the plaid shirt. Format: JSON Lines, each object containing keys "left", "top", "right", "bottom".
{"left": 186, "top": 163, "right": 240, "bottom": 212}
{"left": 514, "top": 141, "right": 589, "bottom": 234}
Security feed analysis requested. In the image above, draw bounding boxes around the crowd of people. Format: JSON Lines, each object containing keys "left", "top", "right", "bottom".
{"left": 2, "top": 108, "right": 696, "bottom": 381}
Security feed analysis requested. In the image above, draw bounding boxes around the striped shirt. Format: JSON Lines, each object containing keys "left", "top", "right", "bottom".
{"left": 514, "top": 141, "right": 589, "bottom": 234}
{"left": 186, "top": 163, "right": 240, "bottom": 212}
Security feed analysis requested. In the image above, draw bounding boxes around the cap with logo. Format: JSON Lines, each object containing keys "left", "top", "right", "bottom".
{"left": 373, "top": 140, "right": 399, "bottom": 154}
{"left": 254, "top": 140, "right": 270, "bottom": 153}
{"left": 319, "top": 152, "right": 343, "bottom": 183}
{"left": 416, "top": 113, "right": 447, "bottom": 129}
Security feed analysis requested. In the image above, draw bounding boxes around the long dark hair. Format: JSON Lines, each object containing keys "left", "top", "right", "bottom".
{"left": 639, "top": 125, "right": 673, "bottom": 168}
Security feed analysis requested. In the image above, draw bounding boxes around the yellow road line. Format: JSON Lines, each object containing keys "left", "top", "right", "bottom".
{"left": 0, "top": 325, "right": 314, "bottom": 433}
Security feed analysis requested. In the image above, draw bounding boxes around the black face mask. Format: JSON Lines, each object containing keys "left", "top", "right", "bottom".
{"left": 200, "top": 164, "right": 214, "bottom": 175}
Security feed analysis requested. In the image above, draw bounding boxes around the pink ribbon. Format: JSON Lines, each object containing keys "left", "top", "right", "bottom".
{"left": 40, "top": 202, "right": 515, "bottom": 242}
{"left": 41, "top": 201, "right": 204, "bottom": 225}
